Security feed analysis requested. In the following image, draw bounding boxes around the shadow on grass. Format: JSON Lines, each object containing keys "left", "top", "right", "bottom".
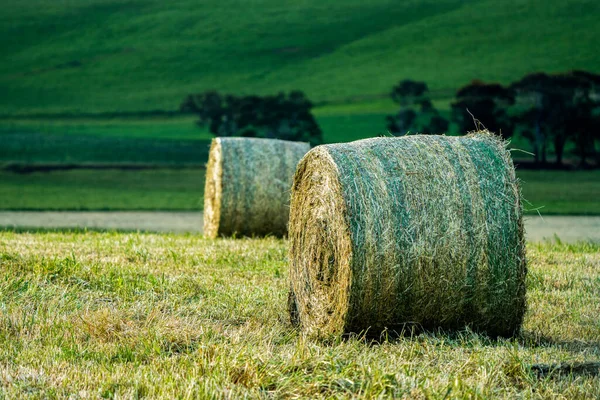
{"left": 530, "top": 362, "right": 600, "bottom": 378}
{"left": 0, "top": 226, "right": 200, "bottom": 235}
{"left": 519, "top": 330, "right": 600, "bottom": 354}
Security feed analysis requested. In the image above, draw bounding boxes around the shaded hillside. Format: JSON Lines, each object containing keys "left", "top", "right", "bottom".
{"left": 1, "top": 0, "right": 599, "bottom": 113}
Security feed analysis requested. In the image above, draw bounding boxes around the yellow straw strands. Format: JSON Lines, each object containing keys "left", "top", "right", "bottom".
{"left": 204, "top": 137, "right": 310, "bottom": 238}
{"left": 288, "top": 132, "right": 526, "bottom": 338}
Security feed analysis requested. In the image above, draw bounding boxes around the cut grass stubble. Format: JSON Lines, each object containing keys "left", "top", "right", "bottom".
{"left": 0, "top": 232, "right": 598, "bottom": 398}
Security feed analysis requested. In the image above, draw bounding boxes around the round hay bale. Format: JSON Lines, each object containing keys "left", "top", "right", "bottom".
{"left": 204, "top": 137, "right": 310, "bottom": 238}
{"left": 288, "top": 131, "right": 526, "bottom": 338}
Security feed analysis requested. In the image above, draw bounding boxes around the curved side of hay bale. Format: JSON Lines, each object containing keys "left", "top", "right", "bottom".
{"left": 204, "top": 137, "right": 310, "bottom": 238}
{"left": 289, "top": 132, "right": 526, "bottom": 338}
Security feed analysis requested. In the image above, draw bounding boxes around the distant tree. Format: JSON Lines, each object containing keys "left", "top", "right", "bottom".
{"left": 180, "top": 91, "right": 323, "bottom": 145}
{"left": 387, "top": 79, "right": 448, "bottom": 135}
{"left": 571, "top": 71, "right": 600, "bottom": 165}
{"left": 428, "top": 114, "right": 450, "bottom": 134}
{"left": 510, "top": 73, "right": 553, "bottom": 165}
{"left": 511, "top": 71, "right": 600, "bottom": 166}
{"left": 180, "top": 91, "right": 225, "bottom": 134}
{"left": 386, "top": 109, "right": 416, "bottom": 135}
{"left": 391, "top": 80, "right": 428, "bottom": 106}
{"left": 450, "top": 80, "right": 515, "bottom": 138}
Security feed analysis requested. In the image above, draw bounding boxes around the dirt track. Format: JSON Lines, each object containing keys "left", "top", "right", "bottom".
{"left": 0, "top": 212, "right": 598, "bottom": 243}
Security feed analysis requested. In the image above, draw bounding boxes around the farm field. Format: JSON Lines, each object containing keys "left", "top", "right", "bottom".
{"left": 1, "top": 0, "right": 599, "bottom": 114}
{"left": 0, "top": 169, "right": 205, "bottom": 211}
{"left": 1, "top": 169, "right": 598, "bottom": 215}
{"left": 0, "top": 110, "right": 417, "bottom": 165}
{"left": 517, "top": 170, "right": 600, "bottom": 215}
{"left": 2, "top": 1, "right": 599, "bottom": 397}
{"left": 0, "top": 118, "right": 212, "bottom": 165}
{"left": 2, "top": 111, "right": 597, "bottom": 215}
{"left": 0, "top": 232, "right": 598, "bottom": 397}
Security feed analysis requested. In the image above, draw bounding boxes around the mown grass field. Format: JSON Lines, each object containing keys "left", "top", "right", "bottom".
{"left": 0, "top": 232, "right": 598, "bottom": 398}
{"left": 1, "top": 0, "right": 599, "bottom": 114}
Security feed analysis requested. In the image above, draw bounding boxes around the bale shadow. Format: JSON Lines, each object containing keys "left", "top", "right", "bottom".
{"left": 0, "top": 225, "right": 196, "bottom": 235}
{"left": 529, "top": 362, "right": 600, "bottom": 378}
{"left": 518, "top": 330, "right": 600, "bottom": 354}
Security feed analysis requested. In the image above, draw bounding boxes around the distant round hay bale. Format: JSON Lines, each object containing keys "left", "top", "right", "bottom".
{"left": 204, "top": 137, "right": 310, "bottom": 238}
{"left": 288, "top": 131, "right": 526, "bottom": 338}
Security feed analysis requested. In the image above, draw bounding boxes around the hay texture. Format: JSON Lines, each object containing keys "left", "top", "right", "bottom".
{"left": 204, "top": 137, "right": 310, "bottom": 238}
{"left": 288, "top": 131, "right": 526, "bottom": 338}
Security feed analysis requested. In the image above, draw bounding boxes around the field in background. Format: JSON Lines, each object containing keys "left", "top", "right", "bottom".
{"left": 0, "top": 108, "right": 549, "bottom": 166}
{"left": 518, "top": 171, "right": 600, "bottom": 215}
{"left": 0, "top": 112, "right": 396, "bottom": 165}
{"left": 0, "top": 169, "right": 204, "bottom": 211}
{"left": 0, "top": 117, "right": 211, "bottom": 165}
{"left": 0, "top": 232, "right": 598, "bottom": 397}
{"left": 1, "top": 0, "right": 599, "bottom": 114}
{"left": 2, "top": 0, "right": 598, "bottom": 215}
{"left": 1, "top": 113, "right": 596, "bottom": 214}
{"left": 1, "top": 168, "right": 598, "bottom": 215}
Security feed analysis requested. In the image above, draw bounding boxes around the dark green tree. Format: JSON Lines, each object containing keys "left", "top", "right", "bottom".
{"left": 180, "top": 91, "right": 225, "bottom": 134}
{"left": 181, "top": 91, "right": 323, "bottom": 145}
{"left": 451, "top": 80, "right": 515, "bottom": 138}
{"left": 391, "top": 80, "right": 428, "bottom": 106}
{"left": 511, "top": 71, "right": 600, "bottom": 166}
{"left": 387, "top": 80, "right": 448, "bottom": 135}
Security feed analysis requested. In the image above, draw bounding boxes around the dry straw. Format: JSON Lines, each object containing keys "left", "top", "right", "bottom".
{"left": 204, "top": 137, "right": 310, "bottom": 238}
{"left": 288, "top": 131, "right": 526, "bottom": 338}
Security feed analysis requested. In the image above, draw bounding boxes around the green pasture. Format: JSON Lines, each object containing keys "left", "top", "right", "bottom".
{"left": 0, "top": 118, "right": 211, "bottom": 165}
{"left": 0, "top": 109, "right": 538, "bottom": 165}
{"left": 0, "top": 169, "right": 204, "bottom": 211}
{"left": 0, "top": 232, "right": 598, "bottom": 398}
{"left": 1, "top": 168, "right": 598, "bottom": 215}
{"left": 1, "top": 113, "right": 597, "bottom": 214}
{"left": 1, "top": 0, "right": 599, "bottom": 114}
{"left": 518, "top": 170, "right": 600, "bottom": 215}
{"left": 0, "top": 113, "right": 395, "bottom": 165}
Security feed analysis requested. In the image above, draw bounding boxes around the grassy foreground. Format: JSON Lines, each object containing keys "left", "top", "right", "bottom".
{"left": 0, "top": 232, "right": 598, "bottom": 398}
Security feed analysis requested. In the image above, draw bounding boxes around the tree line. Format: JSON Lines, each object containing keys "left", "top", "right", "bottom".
{"left": 182, "top": 70, "right": 600, "bottom": 167}
{"left": 180, "top": 91, "right": 323, "bottom": 146}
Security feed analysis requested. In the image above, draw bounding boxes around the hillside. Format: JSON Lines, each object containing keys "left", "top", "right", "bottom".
{"left": 1, "top": 0, "right": 600, "bottom": 114}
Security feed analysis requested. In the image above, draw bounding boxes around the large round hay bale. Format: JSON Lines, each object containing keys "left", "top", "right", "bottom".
{"left": 288, "top": 132, "right": 526, "bottom": 338}
{"left": 204, "top": 137, "right": 310, "bottom": 238}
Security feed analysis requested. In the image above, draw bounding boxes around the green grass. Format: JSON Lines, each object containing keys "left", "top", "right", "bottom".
{"left": 0, "top": 232, "right": 598, "bottom": 397}
{"left": 317, "top": 113, "right": 391, "bottom": 143}
{"left": 519, "top": 170, "right": 600, "bottom": 215}
{"left": 1, "top": 115, "right": 597, "bottom": 214}
{"left": 0, "top": 112, "right": 399, "bottom": 164}
{"left": 1, "top": 168, "right": 598, "bottom": 215}
{"left": 1, "top": 0, "right": 599, "bottom": 114}
{"left": 0, "top": 111, "right": 559, "bottom": 165}
{"left": 0, "top": 169, "right": 205, "bottom": 210}
{"left": 0, "top": 118, "right": 212, "bottom": 165}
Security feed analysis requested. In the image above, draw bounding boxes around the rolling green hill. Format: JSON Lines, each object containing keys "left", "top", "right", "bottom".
{"left": 1, "top": 0, "right": 599, "bottom": 114}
